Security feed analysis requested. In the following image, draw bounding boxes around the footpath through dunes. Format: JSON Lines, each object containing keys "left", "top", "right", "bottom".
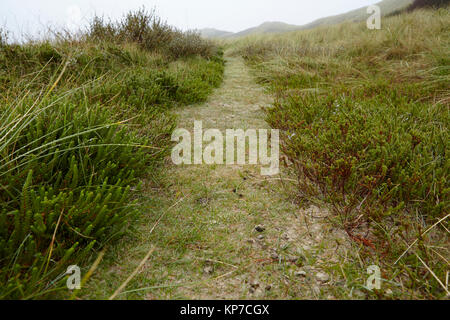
{"left": 84, "top": 54, "right": 361, "bottom": 300}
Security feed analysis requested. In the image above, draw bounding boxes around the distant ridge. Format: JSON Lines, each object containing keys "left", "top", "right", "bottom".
{"left": 300, "top": 0, "right": 414, "bottom": 29}
{"left": 230, "top": 21, "right": 301, "bottom": 38}
{"left": 198, "top": 21, "right": 300, "bottom": 39}
{"left": 199, "top": 28, "right": 234, "bottom": 39}
{"left": 199, "top": 0, "right": 414, "bottom": 39}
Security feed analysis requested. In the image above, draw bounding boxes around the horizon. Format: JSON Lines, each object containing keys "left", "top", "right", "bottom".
{"left": 1, "top": 0, "right": 382, "bottom": 41}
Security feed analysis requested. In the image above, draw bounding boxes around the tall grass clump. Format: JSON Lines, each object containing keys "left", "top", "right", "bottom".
{"left": 0, "top": 29, "right": 7, "bottom": 47}
{"left": 233, "top": 7, "right": 449, "bottom": 298}
{"left": 0, "top": 8, "right": 224, "bottom": 299}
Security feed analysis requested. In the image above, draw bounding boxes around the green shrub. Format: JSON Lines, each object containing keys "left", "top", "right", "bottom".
{"left": 83, "top": 69, "right": 178, "bottom": 111}
{"left": 167, "top": 31, "right": 214, "bottom": 59}
{"left": 0, "top": 91, "right": 169, "bottom": 299}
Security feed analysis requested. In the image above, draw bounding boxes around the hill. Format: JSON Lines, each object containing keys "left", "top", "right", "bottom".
{"left": 201, "top": 0, "right": 415, "bottom": 39}
{"left": 199, "top": 22, "right": 302, "bottom": 39}
{"left": 229, "top": 21, "right": 301, "bottom": 38}
{"left": 199, "top": 28, "right": 234, "bottom": 39}
{"left": 301, "top": 0, "right": 414, "bottom": 29}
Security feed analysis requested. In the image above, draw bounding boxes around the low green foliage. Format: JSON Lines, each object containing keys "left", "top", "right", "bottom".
{"left": 0, "top": 96, "right": 155, "bottom": 299}
{"left": 268, "top": 83, "right": 448, "bottom": 219}
{"left": 171, "top": 55, "right": 225, "bottom": 104}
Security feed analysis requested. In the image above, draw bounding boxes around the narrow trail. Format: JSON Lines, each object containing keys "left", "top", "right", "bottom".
{"left": 86, "top": 55, "right": 353, "bottom": 300}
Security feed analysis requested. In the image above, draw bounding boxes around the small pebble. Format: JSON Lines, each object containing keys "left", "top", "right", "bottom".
{"left": 270, "top": 252, "right": 279, "bottom": 260}
{"left": 294, "top": 271, "right": 307, "bottom": 277}
{"left": 203, "top": 266, "right": 213, "bottom": 275}
{"left": 250, "top": 280, "right": 260, "bottom": 289}
{"left": 353, "top": 289, "right": 366, "bottom": 299}
{"left": 315, "top": 272, "right": 330, "bottom": 283}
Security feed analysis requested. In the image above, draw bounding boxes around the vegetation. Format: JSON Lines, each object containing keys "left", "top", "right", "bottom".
{"left": 232, "top": 6, "right": 449, "bottom": 298}
{"left": 409, "top": 0, "right": 450, "bottom": 10}
{"left": 300, "top": 0, "right": 414, "bottom": 30}
{"left": 0, "top": 30, "right": 7, "bottom": 46}
{"left": 0, "top": 8, "right": 224, "bottom": 299}
{"left": 87, "top": 8, "right": 215, "bottom": 59}
{"left": 1, "top": 2, "right": 447, "bottom": 301}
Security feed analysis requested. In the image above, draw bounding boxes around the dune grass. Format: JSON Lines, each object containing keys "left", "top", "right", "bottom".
{"left": 0, "top": 9, "right": 224, "bottom": 299}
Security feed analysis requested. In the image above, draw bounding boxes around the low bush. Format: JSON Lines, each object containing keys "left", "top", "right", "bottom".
{"left": 268, "top": 84, "right": 448, "bottom": 219}
{"left": 171, "top": 56, "right": 225, "bottom": 104}
{"left": 86, "top": 8, "right": 216, "bottom": 59}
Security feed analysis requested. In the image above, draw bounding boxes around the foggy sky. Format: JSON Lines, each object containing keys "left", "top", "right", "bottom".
{"left": 1, "top": 0, "right": 380, "bottom": 40}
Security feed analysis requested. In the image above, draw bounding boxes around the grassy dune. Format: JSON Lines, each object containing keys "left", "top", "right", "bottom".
{"left": 1, "top": 4, "right": 448, "bottom": 301}
{"left": 231, "top": 7, "right": 449, "bottom": 298}
{"left": 0, "top": 9, "right": 224, "bottom": 299}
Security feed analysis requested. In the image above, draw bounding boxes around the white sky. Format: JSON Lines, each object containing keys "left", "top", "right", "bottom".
{"left": 1, "top": 0, "right": 381, "bottom": 40}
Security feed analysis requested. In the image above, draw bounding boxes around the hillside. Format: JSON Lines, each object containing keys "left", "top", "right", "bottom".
{"left": 199, "top": 28, "right": 234, "bottom": 39}
{"left": 199, "top": 22, "right": 301, "bottom": 39}
{"left": 409, "top": 0, "right": 450, "bottom": 10}
{"left": 301, "top": 0, "right": 413, "bottom": 29}
{"left": 201, "top": 0, "right": 414, "bottom": 39}
{"left": 229, "top": 21, "right": 301, "bottom": 38}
